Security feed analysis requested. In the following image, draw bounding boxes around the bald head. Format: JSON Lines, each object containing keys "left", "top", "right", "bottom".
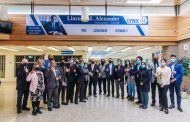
{"left": 22, "top": 59, "right": 28, "bottom": 64}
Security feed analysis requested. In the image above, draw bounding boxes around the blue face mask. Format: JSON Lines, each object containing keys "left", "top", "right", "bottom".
{"left": 171, "top": 59, "right": 176, "bottom": 63}
{"left": 136, "top": 61, "right": 141, "bottom": 65}
{"left": 84, "top": 64, "right": 87, "bottom": 68}
{"left": 141, "top": 65, "right": 146, "bottom": 69}
{"left": 80, "top": 64, "right": 84, "bottom": 68}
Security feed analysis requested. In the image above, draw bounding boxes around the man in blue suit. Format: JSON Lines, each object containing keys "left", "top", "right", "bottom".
{"left": 115, "top": 59, "right": 125, "bottom": 99}
{"left": 106, "top": 58, "right": 115, "bottom": 97}
{"left": 168, "top": 55, "right": 184, "bottom": 112}
{"left": 134, "top": 56, "right": 143, "bottom": 104}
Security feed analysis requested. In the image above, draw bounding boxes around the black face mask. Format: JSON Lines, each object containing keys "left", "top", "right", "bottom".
{"left": 109, "top": 61, "right": 112, "bottom": 63}
{"left": 101, "top": 61, "right": 105, "bottom": 65}
{"left": 60, "top": 62, "right": 64, "bottom": 66}
{"left": 91, "top": 61, "right": 95, "bottom": 64}
{"left": 22, "top": 63, "right": 27, "bottom": 66}
{"left": 48, "top": 58, "right": 53, "bottom": 61}
{"left": 35, "top": 67, "right": 40, "bottom": 71}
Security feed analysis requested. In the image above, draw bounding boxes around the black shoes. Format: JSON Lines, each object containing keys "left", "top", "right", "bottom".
{"left": 17, "top": 109, "right": 22, "bottom": 114}
{"left": 136, "top": 101, "right": 141, "bottom": 104}
{"left": 160, "top": 107, "right": 164, "bottom": 111}
{"left": 177, "top": 107, "right": 183, "bottom": 112}
{"left": 37, "top": 109, "right": 42, "bottom": 114}
{"left": 22, "top": 107, "right": 30, "bottom": 111}
{"left": 165, "top": 109, "right": 169, "bottom": 114}
{"left": 48, "top": 108, "right": 52, "bottom": 111}
{"left": 79, "top": 100, "right": 86, "bottom": 102}
{"left": 62, "top": 102, "right": 68, "bottom": 105}
{"left": 53, "top": 106, "right": 59, "bottom": 109}
{"left": 32, "top": 110, "right": 37, "bottom": 116}
{"left": 112, "top": 95, "right": 115, "bottom": 97}
{"left": 75, "top": 101, "right": 78, "bottom": 104}
{"left": 103, "top": 93, "right": 106, "bottom": 95}
{"left": 151, "top": 103, "right": 155, "bottom": 106}
{"left": 107, "top": 94, "right": 110, "bottom": 97}
{"left": 43, "top": 101, "right": 47, "bottom": 104}
{"left": 115, "top": 96, "right": 119, "bottom": 98}
{"left": 139, "top": 105, "right": 144, "bottom": 108}
{"left": 130, "top": 97, "right": 134, "bottom": 101}
{"left": 122, "top": 96, "right": 124, "bottom": 99}
{"left": 168, "top": 105, "right": 175, "bottom": 109}
{"left": 94, "top": 95, "right": 97, "bottom": 97}
{"left": 142, "top": 106, "right": 147, "bottom": 109}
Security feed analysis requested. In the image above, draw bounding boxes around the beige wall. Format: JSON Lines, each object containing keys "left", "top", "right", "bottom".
{"left": 0, "top": 51, "right": 87, "bottom": 82}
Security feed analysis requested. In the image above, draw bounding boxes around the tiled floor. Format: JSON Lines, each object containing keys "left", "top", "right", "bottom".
{"left": 0, "top": 83, "right": 190, "bottom": 122}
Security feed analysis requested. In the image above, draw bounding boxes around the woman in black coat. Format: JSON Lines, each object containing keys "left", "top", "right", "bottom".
{"left": 139, "top": 62, "right": 151, "bottom": 109}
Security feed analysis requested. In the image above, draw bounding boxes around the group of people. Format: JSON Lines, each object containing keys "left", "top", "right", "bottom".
{"left": 16, "top": 54, "right": 184, "bottom": 116}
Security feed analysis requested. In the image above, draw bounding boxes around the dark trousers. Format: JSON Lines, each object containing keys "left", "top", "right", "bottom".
{"left": 79, "top": 82, "right": 85, "bottom": 101}
{"left": 169, "top": 82, "right": 181, "bottom": 107}
{"left": 161, "top": 85, "right": 169, "bottom": 109}
{"left": 43, "top": 86, "right": 47, "bottom": 102}
{"left": 17, "top": 90, "right": 29, "bottom": 110}
{"left": 136, "top": 79, "right": 141, "bottom": 102}
{"left": 140, "top": 91, "right": 149, "bottom": 107}
{"left": 151, "top": 81, "right": 162, "bottom": 105}
{"left": 98, "top": 78, "right": 106, "bottom": 94}
{"left": 47, "top": 87, "right": 58, "bottom": 109}
{"left": 58, "top": 84, "right": 66, "bottom": 104}
{"left": 32, "top": 101, "right": 40, "bottom": 111}
{"left": 89, "top": 77, "right": 97, "bottom": 96}
{"left": 74, "top": 80, "right": 80, "bottom": 101}
{"left": 116, "top": 79, "right": 124, "bottom": 97}
{"left": 84, "top": 80, "right": 88, "bottom": 98}
{"left": 107, "top": 76, "right": 115, "bottom": 96}
{"left": 66, "top": 81, "right": 74, "bottom": 102}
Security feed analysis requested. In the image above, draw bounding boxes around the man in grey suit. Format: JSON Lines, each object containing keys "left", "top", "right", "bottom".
{"left": 45, "top": 60, "right": 61, "bottom": 111}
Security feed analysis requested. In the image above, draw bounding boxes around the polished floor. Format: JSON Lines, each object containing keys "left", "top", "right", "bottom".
{"left": 0, "top": 83, "right": 190, "bottom": 122}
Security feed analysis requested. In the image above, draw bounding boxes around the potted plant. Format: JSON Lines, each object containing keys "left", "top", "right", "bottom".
{"left": 181, "top": 83, "right": 188, "bottom": 99}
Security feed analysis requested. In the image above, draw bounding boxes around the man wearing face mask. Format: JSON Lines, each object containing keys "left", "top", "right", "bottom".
{"left": 115, "top": 59, "right": 125, "bottom": 99}
{"left": 106, "top": 58, "right": 115, "bottom": 97}
{"left": 58, "top": 58, "right": 67, "bottom": 106}
{"left": 44, "top": 54, "right": 54, "bottom": 69}
{"left": 88, "top": 59, "right": 99, "bottom": 97}
{"left": 98, "top": 59, "right": 107, "bottom": 95}
{"left": 16, "top": 59, "right": 31, "bottom": 114}
{"left": 168, "top": 55, "right": 184, "bottom": 112}
{"left": 134, "top": 56, "right": 143, "bottom": 104}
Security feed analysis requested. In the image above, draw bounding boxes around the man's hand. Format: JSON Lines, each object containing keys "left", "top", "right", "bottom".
{"left": 55, "top": 76, "right": 59, "bottom": 81}
{"left": 140, "top": 82, "right": 143, "bottom": 85}
{"left": 171, "top": 79, "right": 176, "bottom": 83}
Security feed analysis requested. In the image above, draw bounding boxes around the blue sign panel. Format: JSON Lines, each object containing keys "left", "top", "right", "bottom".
{"left": 61, "top": 51, "right": 73, "bottom": 55}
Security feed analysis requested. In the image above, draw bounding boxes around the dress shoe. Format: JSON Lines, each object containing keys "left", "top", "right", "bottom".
{"left": 22, "top": 107, "right": 30, "bottom": 111}
{"left": 139, "top": 105, "right": 144, "bottom": 108}
{"left": 62, "top": 102, "right": 68, "bottom": 105}
{"left": 103, "top": 93, "right": 106, "bottom": 95}
{"left": 122, "top": 96, "right": 124, "bottom": 99}
{"left": 75, "top": 101, "right": 78, "bottom": 104}
{"left": 115, "top": 96, "right": 119, "bottom": 98}
{"left": 168, "top": 105, "right": 175, "bottom": 109}
{"left": 53, "top": 106, "right": 59, "bottom": 109}
{"left": 48, "top": 108, "right": 52, "bottom": 111}
{"left": 94, "top": 95, "right": 97, "bottom": 97}
{"left": 160, "top": 107, "right": 164, "bottom": 111}
{"left": 43, "top": 101, "right": 47, "bottom": 104}
{"left": 88, "top": 94, "right": 92, "bottom": 97}
{"left": 151, "top": 103, "right": 155, "bottom": 106}
{"left": 136, "top": 101, "right": 141, "bottom": 104}
{"left": 17, "top": 110, "right": 22, "bottom": 114}
{"left": 142, "top": 106, "right": 147, "bottom": 109}
{"left": 79, "top": 100, "right": 86, "bottom": 102}
{"left": 130, "top": 97, "right": 134, "bottom": 101}
{"left": 107, "top": 94, "right": 110, "bottom": 97}
{"left": 32, "top": 110, "right": 37, "bottom": 116}
{"left": 99, "top": 92, "right": 102, "bottom": 95}
{"left": 177, "top": 107, "right": 183, "bottom": 112}
{"left": 70, "top": 100, "right": 73, "bottom": 103}
{"left": 37, "top": 108, "right": 42, "bottom": 114}
{"left": 112, "top": 95, "right": 115, "bottom": 97}
{"left": 127, "top": 95, "right": 129, "bottom": 99}
{"left": 165, "top": 109, "right": 169, "bottom": 114}
{"left": 85, "top": 97, "right": 88, "bottom": 99}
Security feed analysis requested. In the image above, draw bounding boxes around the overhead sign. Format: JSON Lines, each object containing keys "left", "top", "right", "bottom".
{"left": 61, "top": 51, "right": 73, "bottom": 55}
{"left": 26, "top": 15, "right": 148, "bottom": 36}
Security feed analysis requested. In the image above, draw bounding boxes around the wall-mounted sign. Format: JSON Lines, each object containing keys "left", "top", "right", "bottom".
{"left": 61, "top": 51, "right": 73, "bottom": 55}
{"left": 184, "top": 44, "right": 189, "bottom": 51}
{"left": 26, "top": 15, "right": 148, "bottom": 36}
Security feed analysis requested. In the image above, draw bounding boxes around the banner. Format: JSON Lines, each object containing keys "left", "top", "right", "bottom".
{"left": 26, "top": 15, "right": 148, "bottom": 36}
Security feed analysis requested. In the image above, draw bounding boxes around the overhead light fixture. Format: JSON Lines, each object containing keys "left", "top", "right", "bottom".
{"left": 113, "top": 0, "right": 124, "bottom": 4}
{"left": 137, "top": 47, "right": 151, "bottom": 52}
{"left": 104, "top": 47, "right": 112, "bottom": 52}
{"left": 88, "top": 47, "right": 92, "bottom": 52}
{"left": 47, "top": 47, "right": 60, "bottom": 52}
{"left": 67, "top": 47, "right": 76, "bottom": 52}
{"left": 121, "top": 47, "right": 132, "bottom": 52}
{"left": 70, "top": 0, "right": 81, "bottom": 2}
{"left": 0, "top": 5, "right": 8, "bottom": 21}
{"left": 81, "top": 6, "right": 89, "bottom": 22}
{"left": 0, "top": 47, "right": 19, "bottom": 51}
{"left": 27, "top": 46, "right": 44, "bottom": 52}
{"left": 127, "top": 0, "right": 162, "bottom": 4}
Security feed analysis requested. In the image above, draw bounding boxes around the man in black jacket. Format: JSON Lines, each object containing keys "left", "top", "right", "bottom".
{"left": 16, "top": 59, "right": 31, "bottom": 114}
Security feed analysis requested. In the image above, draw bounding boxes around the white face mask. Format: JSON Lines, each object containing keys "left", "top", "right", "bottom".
{"left": 161, "top": 62, "right": 166, "bottom": 67}
{"left": 118, "top": 61, "right": 121, "bottom": 65}
{"left": 171, "top": 59, "right": 176, "bottom": 63}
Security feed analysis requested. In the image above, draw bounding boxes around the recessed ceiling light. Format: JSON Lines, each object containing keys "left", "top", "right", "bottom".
{"left": 0, "top": 47, "right": 19, "bottom": 51}
{"left": 104, "top": 47, "right": 112, "bottom": 51}
{"left": 121, "top": 47, "right": 132, "bottom": 52}
{"left": 70, "top": 0, "right": 81, "bottom": 2}
{"left": 47, "top": 47, "right": 60, "bottom": 52}
{"left": 127, "top": 0, "right": 162, "bottom": 4}
{"left": 137, "top": 47, "right": 151, "bottom": 52}
{"left": 27, "top": 46, "right": 43, "bottom": 52}
{"left": 67, "top": 47, "right": 76, "bottom": 52}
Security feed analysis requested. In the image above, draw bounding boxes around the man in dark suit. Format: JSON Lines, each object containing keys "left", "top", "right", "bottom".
{"left": 45, "top": 60, "right": 61, "bottom": 111}
{"left": 88, "top": 59, "right": 99, "bottom": 97}
{"left": 16, "top": 59, "right": 31, "bottom": 114}
{"left": 106, "top": 58, "right": 115, "bottom": 97}
{"left": 43, "top": 15, "right": 67, "bottom": 35}
{"left": 134, "top": 56, "right": 143, "bottom": 104}
{"left": 115, "top": 59, "right": 125, "bottom": 99}
{"left": 168, "top": 55, "right": 184, "bottom": 112}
